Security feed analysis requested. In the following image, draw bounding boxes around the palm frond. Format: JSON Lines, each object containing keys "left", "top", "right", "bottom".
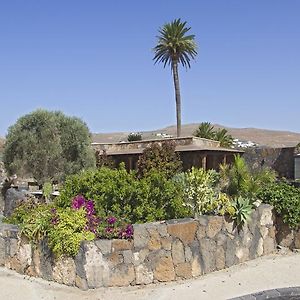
{"left": 153, "top": 18, "right": 197, "bottom": 69}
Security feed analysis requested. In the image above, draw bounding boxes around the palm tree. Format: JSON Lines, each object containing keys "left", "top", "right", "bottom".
{"left": 214, "top": 128, "right": 234, "bottom": 148}
{"left": 153, "top": 19, "right": 197, "bottom": 137}
{"left": 193, "top": 122, "right": 215, "bottom": 140}
{"left": 194, "top": 122, "right": 234, "bottom": 148}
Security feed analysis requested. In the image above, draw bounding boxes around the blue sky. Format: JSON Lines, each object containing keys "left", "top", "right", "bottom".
{"left": 0, "top": 1, "right": 299, "bottom": 136}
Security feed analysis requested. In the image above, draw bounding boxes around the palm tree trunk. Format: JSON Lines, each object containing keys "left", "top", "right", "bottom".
{"left": 172, "top": 61, "right": 181, "bottom": 137}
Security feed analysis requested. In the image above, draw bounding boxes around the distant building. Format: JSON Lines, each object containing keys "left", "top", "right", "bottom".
{"left": 232, "top": 138, "right": 257, "bottom": 148}
{"left": 92, "top": 136, "right": 243, "bottom": 172}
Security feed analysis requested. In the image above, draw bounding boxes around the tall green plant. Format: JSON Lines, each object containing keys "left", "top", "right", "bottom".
{"left": 219, "top": 155, "right": 250, "bottom": 196}
{"left": 153, "top": 19, "right": 197, "bottom": 137}
{"left": 194, "top": 122, "right": 233, "bottom": 147}
{"left": 3, "top": 109, "right": 95, "bottom": 184}
{"left": 193, "top": 122, "right": 215, "bottom": 140}
{"left": 137, "top": 141, "right": 182, "bottom": 179}
{"left": 220, "top": 155, "right": 276, "bottom": 199}
{"left": 214, "top": 128, "right": 234, "bottom": 148}
{"left": 180, "top": 167, "right": 233, "bottom": 217}
{"left": 42, "top": 182, "right": 53, "bottom": 203}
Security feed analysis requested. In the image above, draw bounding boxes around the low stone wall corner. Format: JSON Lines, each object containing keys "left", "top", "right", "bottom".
{"left": 0, "top": 205, "right": 296, "bottom": 290}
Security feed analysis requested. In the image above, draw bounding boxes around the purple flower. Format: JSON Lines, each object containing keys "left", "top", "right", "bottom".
{"left": 105, "top": 227, "right": 113, "bottom": 233}
{"left": 125, "top": 224, "right": 134, "bottom": 238}
{"left": 50, "top": 208, "right": 57, "bottom": 214}
{"left": 86, "top": 215, "right": 100, "bottom": 231}
{"left": 51, "top": 216, "right": 59, "bottom": 225}
{"left": 71, "top": 195, "right": 86, "bottom": 210}
{"left": 85, "top": 200, "right": 95, "bottom": 215}
{"left": 107, "top": 217, "right": 117, "bottom": 225}
{"left": 118, "top": 224, "right": 134, "bottom": 239}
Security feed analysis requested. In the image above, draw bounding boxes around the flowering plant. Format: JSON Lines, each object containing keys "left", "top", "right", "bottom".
{"left": 97, "top": 216, "right": 133, "bottom": 239}
{"left": 71, "top": 195, "right": 99, "bottom": 233}
{"left": 71, "top": 195, "right": 133, "bottom": 239}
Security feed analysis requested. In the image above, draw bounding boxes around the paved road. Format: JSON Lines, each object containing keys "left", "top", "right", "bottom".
{"left": 1, "top": 253, "right": 300, "bottom": 300}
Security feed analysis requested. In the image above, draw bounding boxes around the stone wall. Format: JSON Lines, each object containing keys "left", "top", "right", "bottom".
{"left": 274, "top": 216, "right": 300, "bottom": 249}
{"left": 0, "top": 205, "right": 280, "bottom": 290}
{"left": 243, "top": 147, "right": 295, "bottom": 179}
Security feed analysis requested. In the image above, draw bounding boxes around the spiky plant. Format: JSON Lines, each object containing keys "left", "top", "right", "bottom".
{"left": 231, "top": 196, "right": 253, "bottom": 226}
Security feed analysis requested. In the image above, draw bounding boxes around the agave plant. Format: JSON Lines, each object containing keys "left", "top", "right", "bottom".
{"left": 231, "top": 196, "right": 253, "bottom": 226}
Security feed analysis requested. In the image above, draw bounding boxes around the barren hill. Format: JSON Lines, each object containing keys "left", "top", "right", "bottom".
{"left": 93, "top": 124, "right": 300, "bottom": 148}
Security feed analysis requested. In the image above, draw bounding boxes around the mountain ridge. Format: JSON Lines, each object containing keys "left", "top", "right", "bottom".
{"left": 1, "top": 124, "right": 299, "bottom": 148}
{"left": 92, "top": 123, "right": 300, "bottom": 148}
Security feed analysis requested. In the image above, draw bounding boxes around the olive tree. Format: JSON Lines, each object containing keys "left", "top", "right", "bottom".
{"left": 3, "top": 109, "right": 95, "bottom": 184}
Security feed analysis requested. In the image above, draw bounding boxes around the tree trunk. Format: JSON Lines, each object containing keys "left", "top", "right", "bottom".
{"left": 172, "top": 61, "right": 181, "bottom": 137}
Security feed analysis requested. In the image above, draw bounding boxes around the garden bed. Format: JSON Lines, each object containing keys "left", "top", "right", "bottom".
{"left": 0, "top": 205, "right": 280, "bottom": 290}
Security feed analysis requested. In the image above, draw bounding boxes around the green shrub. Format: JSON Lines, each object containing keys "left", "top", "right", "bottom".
{"left": 137, "top": 141, "right": 182, "bottom": 178}
{"left": 127, "top": 132, "right": 142, "bottom": 142}
{"left": 135, "top": 170, "right": 191, "bottom": 222}
{"left": 4, "top": 199, "right": 37, "bottom": 226}
{"left": 7, "top": 203, "right": 95, "bottom": 257}
{"left": 219, "top": 155, "right": 250, "bottom": 197}
{"left": 180, "top": 167, "right": 233, "bottom": 217}
{"left": 6, "top": 197, "right": 133, "bottom": 257}
{"left": 57, "top": 164, "right": 138, "bottom": 221}
{"left": 47, "top": 207, "right": 95, "bottom": 257}
{"left": 6, "top": 202, "right": 52, "bottom": 242}
{"left": 258, "top": 181, "right": 300, "bottom": 229}
{"left": 220, "top": 155, "right": 276, "bottom": 199}
{"left": 57, "top": 165, "right": 190, "bottom": 223}
{"left": 3, "top": 109, "right": 95, "bottom": 184}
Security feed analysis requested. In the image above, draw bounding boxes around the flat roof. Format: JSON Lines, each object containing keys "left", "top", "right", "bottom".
{"left": 176, "top": 145, "right": 243, "bottom": 153}
{"left": 104, "top": 145, "right": 243, "bottom": 156}
{"left": 91, "top": 136, "right": 217, "bottom": 146}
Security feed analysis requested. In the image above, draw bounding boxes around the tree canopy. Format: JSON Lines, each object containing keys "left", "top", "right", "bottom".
{"left": 3, "top": 109, "right": 95, "bottom": 184}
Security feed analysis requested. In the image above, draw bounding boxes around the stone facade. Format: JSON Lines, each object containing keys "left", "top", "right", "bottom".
{"left": 243, "top": 147, "right": 295, "bottom": 179}
{"left": 275, "top": 216, "right": 300, "bottom": 249}
{"left": 92, "top": 136, "right": 243, "bottom": 173}
{"left": 0, "top": 205, "right": 294, "bottom": 290}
